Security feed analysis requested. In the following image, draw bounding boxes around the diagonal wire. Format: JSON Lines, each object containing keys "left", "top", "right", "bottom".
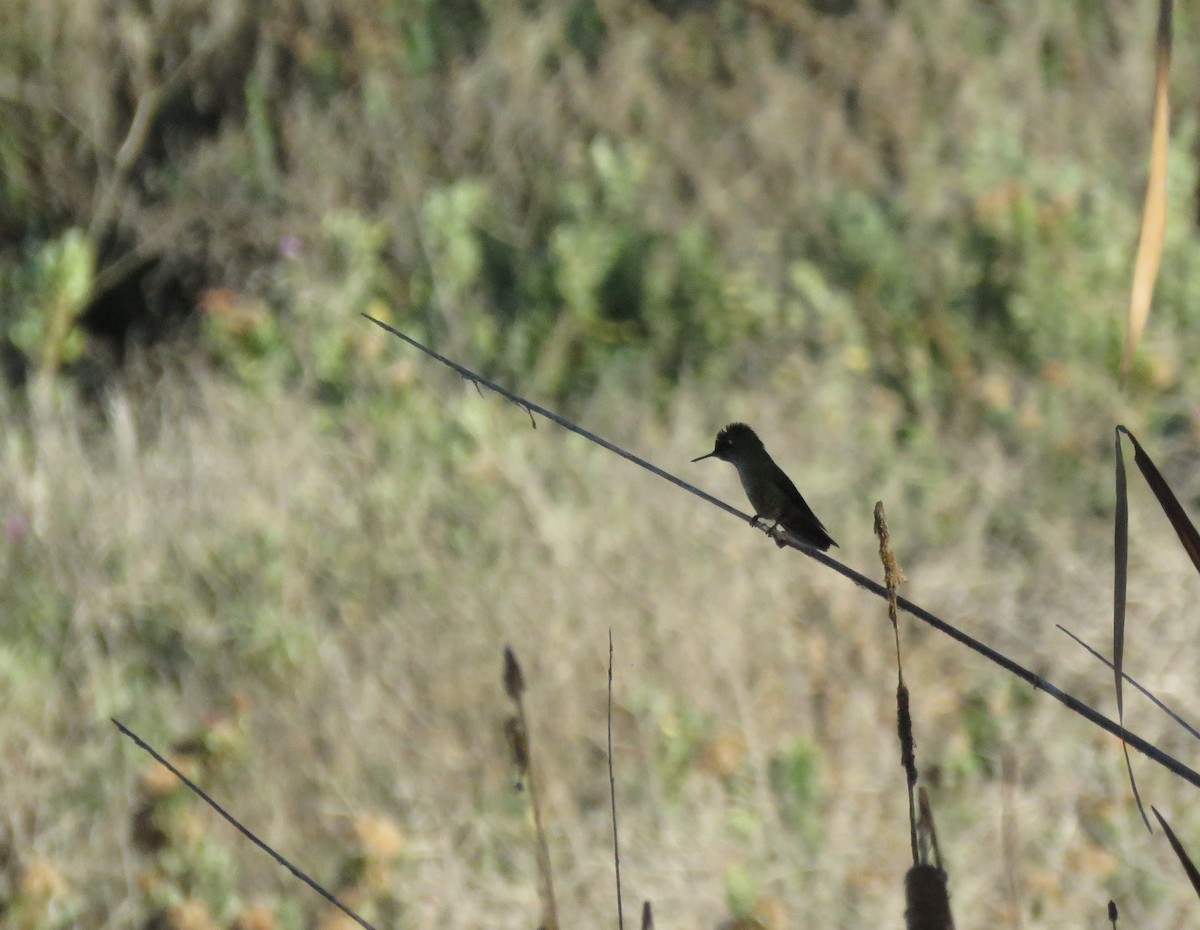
{"left": 363, "top": 315, "right": 747, "bottom": 523}
{"left": 1057, "top": 624, "right": 1200, "bottom": 742}
{"left": 362, "top": 314, "right": 1200, "bottom": 791}
{"left": 113, "top": 719, "right": 379, "bottom": 930}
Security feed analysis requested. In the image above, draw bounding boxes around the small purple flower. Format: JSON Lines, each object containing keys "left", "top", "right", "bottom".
{"left": 279, "top": 234, "right": 303, "bottom": 261}
{"left": 4, "top": 512, "right": 31, "bottom": 543}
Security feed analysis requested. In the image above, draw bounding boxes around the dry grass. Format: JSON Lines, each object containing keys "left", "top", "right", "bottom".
{"left": 4, "top": 343, "right": 1200, "bottom": 928}
{"left": 5, "top": 2, "right": 1200, "bottom": 927}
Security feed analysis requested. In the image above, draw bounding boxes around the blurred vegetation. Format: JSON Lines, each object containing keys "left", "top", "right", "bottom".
{"left": 2, "top": 0, "right": 1198, "bottom": 422}
{"left": 4, "top": 1, "right": 1200, "bottom": 928}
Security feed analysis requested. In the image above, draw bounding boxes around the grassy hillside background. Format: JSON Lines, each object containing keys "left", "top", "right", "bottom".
{"left": 4, "top": 1, "right": 1200, "bottom": 927}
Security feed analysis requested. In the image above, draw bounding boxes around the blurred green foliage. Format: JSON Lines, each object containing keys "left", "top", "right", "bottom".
{"left": 4, "top": 5, "right": 1200, "bottom": 927}
{"left": 767, "top": 738, "right": 822, "bottom": 837}
{"left": 2, "top": 0, "right": 1195, "bottom": 441}
{"left": 410, "top": 138, "right": 740, "bottom": 399}
{"left": 653, "top": 699, "right": 716, "bottom": 799}
{"left": 723, "top": 862, "right": 760, "bottom": 919}
{"left": 1, "top": 229, "right": 93, "bottom": 380}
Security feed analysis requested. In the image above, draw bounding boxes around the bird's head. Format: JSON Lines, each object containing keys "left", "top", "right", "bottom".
{"left": 691, "top": 422, "right": 764, "bottom": 464}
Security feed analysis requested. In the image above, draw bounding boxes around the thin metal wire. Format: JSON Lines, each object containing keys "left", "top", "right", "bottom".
{"left": 363, "top": 313, "right": 1200, "bottom": 791}
{"left": 113, "top": 719, "right": 379, "bottom": 930}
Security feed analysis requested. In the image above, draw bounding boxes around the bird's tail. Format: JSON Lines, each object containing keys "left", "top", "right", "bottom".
{"left": 776, "top": 524, "right": 838, "bottom": 551}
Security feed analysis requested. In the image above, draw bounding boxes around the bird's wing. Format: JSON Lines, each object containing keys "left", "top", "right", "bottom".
{"left": 771, "top": 466, "right": 832, "bottom": 536}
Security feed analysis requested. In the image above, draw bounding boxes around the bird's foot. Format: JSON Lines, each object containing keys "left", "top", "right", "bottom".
{"left": 750, "top": 516, "right": 788, "bottom": 545}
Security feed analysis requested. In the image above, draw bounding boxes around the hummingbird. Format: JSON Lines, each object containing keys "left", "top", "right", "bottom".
{"left": 692, "top": 422, "right": 838, "bottom": 551}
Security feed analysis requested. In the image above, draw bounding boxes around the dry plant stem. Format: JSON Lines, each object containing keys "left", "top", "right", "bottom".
{"left": 526, "top": 706, "right": 559, "bottom": 930}
{"left": 363, "top": 316, "right": 1200, "bottom": 791}
{"left": 88, "top": 85, "right": 163, "bottom": 245}
{"left": 999, "top": 753, "right": 1023, "bottom": 930}
{"left": 1120, "top": 0, "right": 1173, "bottom": 381}
{"left": 1113, "top": 428, "right": 1129, "bottom": 730}
{"left": 112, "top": 719, "right": 379, "bottom": 930}
{"left": 1152, "top": 807, "right": 1200, "bottom": 901}
{"left": 916, "top": 790, "right": 946, "bottom": 874}
{"left": 86, "top": 19, "right": 236, "bottom": 303}
{"left": 506, "top": 652, "right": 561, "bottom": 930}
{"left": 874, "top": 502, "right": 918, "bottom": 863}
{"left": 897, "top": 679, "right": 916, "bottom": 860}
{"left": 1113, "top": 429, "right": 1151, "bottom": 833}
{"left": 1117, "top": 425, "right": 1200, "bottom": 572}
{"left": 908, "top": 790, "right": 954, "bottom": 930}
{"left": 609, "top": 630, "right": 624, "bottom": 930}
{"left": 814, "top": 547, "right": 1200, "bottom": 785}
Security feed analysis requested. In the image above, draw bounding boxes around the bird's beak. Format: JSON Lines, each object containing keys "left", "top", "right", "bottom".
{"left": 691, "top": 450, "right": 716, "bottom": 463}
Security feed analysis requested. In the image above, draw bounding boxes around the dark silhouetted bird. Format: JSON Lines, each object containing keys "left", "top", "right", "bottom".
{"left": 692, "top": 422, "right": 837, "bottom": 551}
